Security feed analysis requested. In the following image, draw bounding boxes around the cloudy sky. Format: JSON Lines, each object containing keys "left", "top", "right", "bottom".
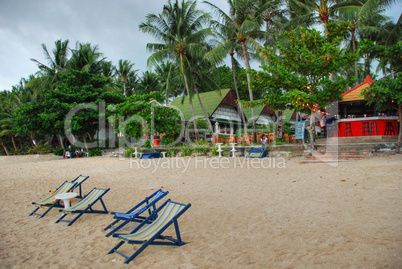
{"left": 0, "top": 0, "right": 400, "bottom": 91}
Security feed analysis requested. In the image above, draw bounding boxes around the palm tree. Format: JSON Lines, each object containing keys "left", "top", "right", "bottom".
{"left": 204, "top": 16, "right": 247, "bottom": 132}
{"left": 140, "top": 0, "right": 213, "bottom": 141}
{"left": 30, "top": 39, "right": 70, "bottom": 91}
{"left": 68, "top": 42, "right": 106, "bottom": 74}
{"left": 115, "top": 59, "right": 137, "bottom": 96}
{"left": 255, "top": 0, "right": 287, "bottom": 46}
{"left": 338, "top": 1, "right": 389, "bottom": 81}
{"left": 137, "top": 71, "right": 160, "bottom": 94}
{"left": 205, "top": 0, "right": 265, "bottom": 141}
{"left": 154, "top": 61, "right": 183, "bottom": 104}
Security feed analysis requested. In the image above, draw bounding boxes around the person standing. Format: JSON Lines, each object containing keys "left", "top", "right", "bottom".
{"left": 261, "top": 134, "right": 268, "bottom": 149}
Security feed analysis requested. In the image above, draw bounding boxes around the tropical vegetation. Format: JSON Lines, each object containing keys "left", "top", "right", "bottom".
{"left": 0, "top": 0, "right": 400, "bottom": 155}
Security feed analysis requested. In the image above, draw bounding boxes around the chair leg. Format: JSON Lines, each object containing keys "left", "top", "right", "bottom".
{"left": 107, "top": 241, "right": 125, "bottom": 255}
{"left": 125, "top": 242, "right": 151, "bottom": 264}
{"left": 29, "top": 207, "right": 40, "bottom": 216}
{"left": 106, "top": 220, "right": 131, "bottom": 237}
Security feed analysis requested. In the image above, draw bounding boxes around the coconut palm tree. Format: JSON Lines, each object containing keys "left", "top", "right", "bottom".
{"left": 338, "top": 1, "right": 390, "bottom": 81}
{"left": 30, "top": 39, "right": 70, "bottom": 84}
{"left": 154, "top": 61, "right": 183, "bottom": 103}
{"left": 68, "top": 42, "right": 106, "bottom": 74}
{"left": 140, "top": 0, "right": 213, "bottom": 141}
{"left": 204, "top": 16, "right": 247, "bottom": 132}
{"left": 204, "top": 0, "right": 266, "bottom": 141}
{"left": 115, "top": 59, "right": 137, "bottom": 96}
{"left": 137, "top": 71, "right": 161, "bottom": 94}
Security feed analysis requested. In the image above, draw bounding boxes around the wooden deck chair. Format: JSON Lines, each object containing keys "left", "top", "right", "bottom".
{"left": 29, "top": 181, "right": 77, "bottom": 218}
{"left": 55, "top": 188, "right": 110, "bottom": 226}
{"left": 71, "top": 175, "right": 89, "bottom": 198}
{"left": 104, "top": 189, "right": 169, "bottom": 237}
{"left": 107, "top": 199, "right": 191, "bottom": 264}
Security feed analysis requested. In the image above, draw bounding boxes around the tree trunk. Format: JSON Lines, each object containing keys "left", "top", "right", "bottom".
{"left": 58, "top": 135, "right": 65, "bottom": 149}
{"left": 230, "top": 53, "right": 247, "bottom": 133}
{"left": 309, "top": 111, "right": 315, "bottom": 151}
{"left": 191, "top": 73, "right": 213, "bottom": 132}
{"left": 183, "top": 73, "right": 198, "bottom": 142}
{"left": 1, "top": 139, "right": 9, "bottom": 156}
{"left": 397, "top": 103, "right": 401, "bottom": 154}
{"left": 123, "top": 81, "right": 126, "bottom": 97}
{"left": 11, "top": 136, "right": 17, "bottom": 150}
{"left": 240, "top": 40, "right": 256, "bottom": 142}
{"left": 350, "top": 25, "right": 359, "bottom": 84}
{"left": 83, "top": 135, "right": 89, "bottom": 153}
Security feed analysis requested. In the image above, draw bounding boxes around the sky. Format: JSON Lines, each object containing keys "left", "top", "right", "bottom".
{"left": 0, "top": 0, "right": 400, "bottom": 92}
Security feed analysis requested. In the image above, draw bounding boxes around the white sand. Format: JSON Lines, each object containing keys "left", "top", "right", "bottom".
{"left": 0, "top": 153, "right": 401, "bottom": 268}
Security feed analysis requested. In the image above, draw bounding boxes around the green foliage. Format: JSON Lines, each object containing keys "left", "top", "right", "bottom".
{"left": 27, "top": 142, "right": 53, "bottom": 154}
{"left": 161, "top": 136, "right": 175, "bottom": 146}
{"left": 180, "top": 146, "right": 191, "bottom": 157}
{"left": 125, "top": 147, "right": 136, "bottom": 158}
{"left": 111, "top": 92, "right": 181, "bottom": 139}
{"left": 251, "top": 23, "right": 358, "bottom": 111}
{"left": 167, "top": 148, "right": 177, "bottom": 157}
{"left": 189, "top": 119, "right": 208, "bottom": 130}
{"left": 191, "top": 143, "right": 209, "bottom": 155}
{"left": 251, "top": 23, "right": 358, "bottom": 148}
{"left": 53, "top": 147, "right": 65, "bottom": 156}
{"left": 143, "top": 139, "right": 151, "bottom": 148}
{"left": 88, "top": 148, "right": 102, "bottom": 157}
{"left": 14, "top": 70, "right": 125, "bottom": 141}
{"left": 211, "top": 145, "right": 225, "bottom": 156}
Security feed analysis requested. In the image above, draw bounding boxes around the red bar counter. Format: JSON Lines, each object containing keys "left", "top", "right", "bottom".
{"left": 337, "top": 116, "right": 399, "bottom": 137}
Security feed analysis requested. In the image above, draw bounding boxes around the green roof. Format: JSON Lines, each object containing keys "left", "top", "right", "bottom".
{"left": 242, "top": 104, "right": 265, "bottom": 120}
{"left": 169, "top": 89, "right": 231, "bottom": 121}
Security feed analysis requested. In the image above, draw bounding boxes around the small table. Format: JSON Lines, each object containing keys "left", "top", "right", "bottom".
{"left": 55, "top": 192, "right": 78, "bottom": 209}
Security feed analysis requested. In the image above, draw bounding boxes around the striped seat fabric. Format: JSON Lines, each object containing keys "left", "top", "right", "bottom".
{"left": 120, "top": 201, "right": 185, "bottom": 242}
{"left": 35, "top": 181, "right": 76, "bottom": 206}
{"left": 63, "top": 188, "right": 108, "bottom": 213}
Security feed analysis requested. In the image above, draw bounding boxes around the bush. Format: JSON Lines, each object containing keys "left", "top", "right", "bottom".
{"left": 143, "top": 139, "right": 151, "bottom": 148}
{"left": 27, "top": 142, "right": 53, "bottom": 154}
{"left": 180, "top": 146, "right": 191, "bottom": 157}
{"left": 161, "top": 136, "right": 175, "bottom": 146}
{"left": 125, "top": 147, "right": 136, "bottom": 158}
{"left": 192, "top": 143, "right": 209, "bottom": 156}
{"left": 88, "top": 148, "right": 102, "bottom": 157}
{"left": 167, "top": 148, "right": 177, "bottom": 157}
{"left": 211, "top": 145, "right": 225, "bottom": 156}
{"left": 54, "top": 147, "right": 64, "bottom": 156}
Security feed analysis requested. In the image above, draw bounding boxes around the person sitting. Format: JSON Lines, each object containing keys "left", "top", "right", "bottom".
{"left": 64, "top": 150, "right": 71, "bottom": 159}
{"left": 260, "top": 134, "right": 268, "bottom": 149}
{"left": 74, "top": 149, "right": 80, "bottom": 158}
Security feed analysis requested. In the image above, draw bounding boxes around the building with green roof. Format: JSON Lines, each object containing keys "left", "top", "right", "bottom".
{"left": 170, "top": 89, "right": 276, "bottom": 137}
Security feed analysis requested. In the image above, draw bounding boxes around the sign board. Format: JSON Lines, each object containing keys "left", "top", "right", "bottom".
{"left": 295, "top": 121, "right": 305, "bottom": 140}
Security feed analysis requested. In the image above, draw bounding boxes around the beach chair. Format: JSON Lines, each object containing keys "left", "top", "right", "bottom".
{"left": 29, "top": 181, "right": 77, "bottom": 218}
{"left": 55, "top": 188, "right": 110, "bottom": 226}
{"left": 245, "top": 148, "right": 267, "bottom": 158}
{"left": 107, "top": 199, "right": 191, "bottom": 264}
{"left": 140, "top": 151, "right": 160, "bottom": 159}
{"left": 104, "top": 189, "right": 169, "bottom": 237}
{"left": 71, "top": 175, "right": 89, "bottom": 198}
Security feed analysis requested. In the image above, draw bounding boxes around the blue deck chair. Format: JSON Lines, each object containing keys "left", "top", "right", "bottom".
{"left": 104, "top": 189, "right": 169, "bottom": 237}
{"left": 107, "top": 199, "right": 191, "bottom": 264}
{"left": 140, "top": 151, "right": 160, "bottom": 159}
{"left": 55, "top": 188, "right": 110, "bottom": 226}
{"left": 245, "top": 148, "right": 267, "bottom": 158}
{"left": 71, "top": 175, "right": 89, "bottom": 198}
{"left": 29, "top": 181, "right": 77, "bottom": 218}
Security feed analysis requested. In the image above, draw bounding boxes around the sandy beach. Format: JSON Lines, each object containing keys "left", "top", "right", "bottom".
{"left": 0, "top": 153, "right": 401, "bottom": 268}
